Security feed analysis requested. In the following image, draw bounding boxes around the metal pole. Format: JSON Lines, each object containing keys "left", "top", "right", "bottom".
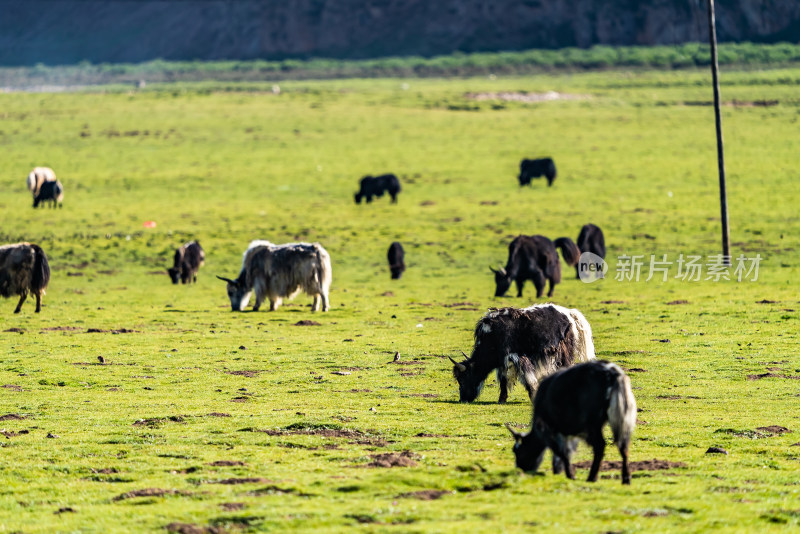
{"left": 706, "top": 0, "right": 731, "bottom": 264}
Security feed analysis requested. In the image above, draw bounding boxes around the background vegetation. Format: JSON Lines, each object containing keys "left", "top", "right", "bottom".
{"left": 0, "top": 66, "right": 798, "bottom": 532}
{"left": 3, "top": 42, "right": 800, "bottom": 88}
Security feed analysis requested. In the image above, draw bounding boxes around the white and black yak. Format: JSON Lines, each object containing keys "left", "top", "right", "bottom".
{"left": 26, "top": 167, "right": 56, "bottom": 197}
{"left": 507, "top": 360, "right": 637, "bottom": 484}
{"left": 491, "top": 235, "right": 580, "bottom": 299}
{"left": 0, "top": 243, "right": 51, "bottom": 313}
{"left": 33, "top": 179, "right": 64, "bottom": 208}
{"left": 387, "top": 241, "right": 405, "bottom": 279}
{"left": 518, "top": 158, "right": 557, "bottom": 187}
{"left": 450, "top": 304, "right": 595, "bottom": 403}
{"left": 168, "top": 241, "right": 205, "bottom": 284}
{"left": 217, "top": 240, "right": 332, "bottom": 312}
{"left": 354, "top": 174, "right": 401, "bottom": 204}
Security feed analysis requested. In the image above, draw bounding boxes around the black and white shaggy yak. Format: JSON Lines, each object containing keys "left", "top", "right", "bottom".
{"left": 217, "top": 240, "right": 332, "bottom": 312}
{"left": 387, "top": 241, "right": 405, "bottom": 280}
{"left": 168, "top": 241, "right": 205, "bottom": 284}
{"left": 575, "top": 223, "right": 606, "bottom": 279}
{"left": 33, "top": 179, "right": 64, "bottom": 208}
{"left": 491, "top": 235, "right": 578, "bottom": 299}
{"left": 518, "top": 157, "right": 557, "bottom": 187}
{"left": 26, "top": 167, "right": 56, "bottom": 198}
{"left": 507, "top": 360, "right": 637, "bottom": 485}
{"left": 354, "top": 174, "right": 401, "bottom": 204}
{"left": 450, "top": 304, "right": 595, "bottom": 403}
{"left": 0, "top": 243, "right": 51, "bottom": 313}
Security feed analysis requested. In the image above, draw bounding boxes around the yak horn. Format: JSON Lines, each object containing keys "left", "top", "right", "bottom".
{"left": 216, "top": 275, "right": 235, "bottom": 283}
{"left": 448, "top": 356, "right": 467, "bottom": 372}
{"left": 505, "top": 422, "right": 523, "bottom": 440}
{"left": 489, "top": 265, "right": 498, "bottom": 274}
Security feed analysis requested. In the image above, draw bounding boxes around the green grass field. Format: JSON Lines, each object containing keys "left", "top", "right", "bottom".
{"left": 0, "top": 67, "right": 799, "bottom": 533}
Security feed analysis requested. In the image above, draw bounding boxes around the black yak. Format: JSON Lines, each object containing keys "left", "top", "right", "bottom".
{"left": 450, "top": 304, "right": 595, "bottom": 403}
{"left": 387, "top": 242, "right": 405, "bottom": 279}
{"left": 354, "top": 174, "right": 401, "bottom": 204}
{"left": 507, "top": 360, "right": 637, "bottom": 484}
{"left": 168, "top": 241, "right": 205, "bottom": 284}
{"left": 26, "top": 167, "right": 56, "bottom": 198}
{"left": 518, "top": 158, "right": 557, "bottom": 187}
{"left": 33, "top": 180, "right": 64, "bottom": 208}
{"left": 575, "top": 224, "right": 606, "bottom": 279}
{"left": 217, "top": 240, "right": 332, "bottom": 312}
{"left": 491, "top": 235, "right": 577, "bottom": 299}
{"left": 0, "top": 243, "right": 51, "bottom": 313}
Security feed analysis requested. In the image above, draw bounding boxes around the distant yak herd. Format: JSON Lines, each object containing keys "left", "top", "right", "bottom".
{"left": 9, "top": 157, "right": 634, "bottom": 484}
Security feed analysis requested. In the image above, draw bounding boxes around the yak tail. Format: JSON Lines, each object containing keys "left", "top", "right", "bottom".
{"left": 315, "top": 244, "right": 333, "bottom": 291}
{"left": 554, "top": 237, "right": 580, "bottom": 266}
{"left": 607, "top": 368, "right": 637, "bottom": 450}
{"left": 30, "top": 244, "right": 51, "bottom": 295}
{"left": 568, "top": 309, "right": 596, "bottom": 361}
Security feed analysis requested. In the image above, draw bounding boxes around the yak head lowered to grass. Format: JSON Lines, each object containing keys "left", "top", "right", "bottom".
{"left": 216, "top": 275, "right": 252, "bottom": 311}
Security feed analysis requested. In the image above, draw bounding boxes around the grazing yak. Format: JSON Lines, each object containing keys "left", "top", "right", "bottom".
{"left": 33, "top": 179, "right": 64, "bottom": 208}
{"left": 217, "top": 240, "right": 332, "bottom": 312}
{"left": 0, "top": 243, "right": 51, "bottom": 313}
{"left": 518, "top": 158, "right": 557, "bottom": 187}
{"left": 354, "top": 174, "right": 401, "bottom": 204}
{"left": 387, "top": 242, "right": 405, "bottom": 279}
{"left": 491, "top": 235, "right": 579, "bottom": 299}
{"left": 26, "top": 167, "right": 56, "bottom": 197}
{"left": 507, "top": 360, "right": 637, "bottom": 484}
{"left": 450, "top": 304, "right": 595, "bottom": 403}
{"left": 168, "top": 241, "right": 205, "bottom": 284}
{"left": 575, "top": 223, "right": 606, "bottom": 279}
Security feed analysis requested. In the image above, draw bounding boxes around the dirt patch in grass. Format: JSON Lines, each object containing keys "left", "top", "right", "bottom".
{"left": 405, "top": 393, "right": 439, "bottom": 398}
{"left": 4, "top": 327, "right": 24, "bottom": 333}
{"left": 247, "top": 485, "right": 313, "bottom": 497}
{"left": 747, "top": 372, "right": 800, "bottom": 380}
{"left": 114, "top": 488, "right": 192, "bottom": 501}
{"left": 40, "top": 326, "right": 82, "bottom": 331}
{"left": 86, "top": 328, "right": 139, "bottom": 334}
{"left": 666, "top": 300, "right": 689, "bottom": 305}
{"left": 133, "top": 416, "right": 186, "bottom": 428}
{"left": 220, "top": 502, "right": 246, "bottom": 511}
{"left": 212, "top": 477, "right": 270, "bottom": 485}
{"left": 397, "top": 489, "right": 451, "bottom": 500}
{"left": 573, "top": 459, "right": 686, "bottom": 471}
{"left": 223, "top": 370, "right": 261, "bottom": 377}
{"left": 414, "top": 432, "right": 450, "bottom": 438}
{"left": 601, "top": 300, "right": 626, "bottom": 304}
{"left": 443, "top": 301, "right": 480, "bottom": 309}
{"left": 2, "top": 385, "right": 23, "bottom": 391}
{"left": 165, "top": 523, "right": 227, "bottom": 534}
{"left": 206, "top": 413, "right": 231, "bottom": 418}
{"left": 364, "top": 451, "right": 419, "bottom": 468}
{"left": 92, "top": 467, "right": 119, "bottom": 474}
{"left": 253, "top": 425, "right": 388, "bottom": 447}
{"left": 207, "top": 460, "right": 246, "bottom": 467}
{"left": 1, "top": 429, "right": 29, "bottom": 438}
{"left": 466, "top": 91, "right": 588, "bottom": 103}
{"left": 294, "top": 320, "right": 320, "bottom": 326}
{"left": 756, "top": 426, "right": 792, "bottom": 435}
{"left": 0, "top": 413, "right": 26, "bottom": 421}
{"left": 756, "top": 299, "right": 778, "bottom": 304}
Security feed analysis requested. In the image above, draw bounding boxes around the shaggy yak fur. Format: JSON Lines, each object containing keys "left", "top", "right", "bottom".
{"left": 168, "top": 241, "right": 205, "bottom": 284}
{"left": 354, "top": 174, "right": 401, "bottom": 204}
{"left": 218, "top": 240, "right": 332, "bottom": 312}
{"left": 450, "top": 304, "right": 596, "bottom": 403}
{"left": 491, "top": 235, "right": 578, "bottom": 299}
{"left": 507, "top": 360, "right": 637, "bottom": 485}
{"left": 33, "top": 179, "right": 64, "bottom": 208}
{"left": 387, "top": 241, "right": 405, "bottom": 280}
{"left": 518, "top": 158, "right": 557, "bottom": 187}
{"left": 0, "top": 243, "right": 51, "bottom": 313}
{"left": 575, "top": 223, "right": 606, "bottom": 278}
{"left": 26, "top": 167, "right": 56, "bottom": 197}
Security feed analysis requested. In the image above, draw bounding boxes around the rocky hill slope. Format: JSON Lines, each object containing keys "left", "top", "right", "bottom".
{"left": 1, "top": 0, "right": 798, "bottom": 66}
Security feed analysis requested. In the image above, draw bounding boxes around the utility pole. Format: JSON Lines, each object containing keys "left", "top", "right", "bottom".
{"left": 706, "top": 0, "right": 731, "bottom": 264}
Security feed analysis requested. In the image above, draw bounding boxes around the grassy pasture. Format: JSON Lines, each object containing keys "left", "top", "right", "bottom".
{"left": 0, "top": 68, "right": 799, "bottom": 532}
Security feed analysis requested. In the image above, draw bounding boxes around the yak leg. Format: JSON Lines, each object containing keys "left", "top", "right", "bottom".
{"left": 531, "top": 270, "right": 546, "bottom": 298}
{"left": 497, "top": 373, "right": 509, "bottom": 404}
{"left": 269, "top": 297, "right": 282, "bottom": 311}
{"left": 552, "top": 438, "right": 579, "bottom": 474}
{"left": 365, "top": 194, "right": 373, "bottom": 203}
{"left": 515, "top": 278, "right": 525, "bottom": 298}
{"left": 14, "top": 293, "right": 27, "bottom": 313}
{"left": 34, "top": 293, "right": 42, "bottom": 313}
{"left": 586, "top": 431, "right": 606, "bottom": 482}
{"left": 619, "top": 442, "right": 631, "bottom": 485}
{"left": 321, "top": 293, "right": 329, "bottom": 312}
{"left": 311, "top": 295, "right": 320, "bottom": 312}
{"left": 546, "top": 276, "right": 557, "bottom": 297}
